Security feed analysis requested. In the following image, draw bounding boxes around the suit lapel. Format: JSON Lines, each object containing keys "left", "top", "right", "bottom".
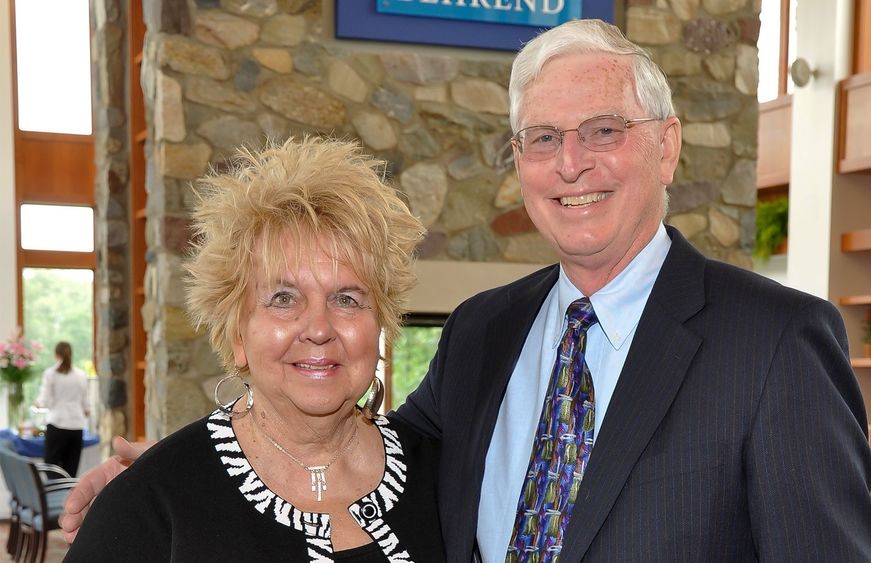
{"left": 453, "top": 265, "right": 559, "bottom": 557}
{"left": 480, "top": 266, "right": 560, "bottom": 405}
{"left": 560, "top": 227, "right": 708, "bottom": 560}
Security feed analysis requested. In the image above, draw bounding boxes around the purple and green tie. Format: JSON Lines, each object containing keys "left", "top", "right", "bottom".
{"left": 506, "top": 297, "right": 598, "bottom": 563}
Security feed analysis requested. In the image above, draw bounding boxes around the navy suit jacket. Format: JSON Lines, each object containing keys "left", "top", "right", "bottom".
{"left": 394, "top": 226, "right": 871, "bottom": 562}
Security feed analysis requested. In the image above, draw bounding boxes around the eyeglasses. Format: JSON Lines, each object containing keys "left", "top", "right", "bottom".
{"left": 512, "top": 114, "right": 659, "bottom": 161}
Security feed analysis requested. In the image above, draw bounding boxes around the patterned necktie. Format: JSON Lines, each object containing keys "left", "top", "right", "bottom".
{"left": 506, "top": 297, "right": 598, "bottom": 562}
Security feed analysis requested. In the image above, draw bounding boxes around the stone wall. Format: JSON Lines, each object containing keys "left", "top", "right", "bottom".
{"left": 92, "top": 0, "right": 133, "bottom": 451}
{"left": 92, "top": 0, "right": 761, "bottom": 438}
{"left": 630, "top": 0, "right": 761, "bottom": 266}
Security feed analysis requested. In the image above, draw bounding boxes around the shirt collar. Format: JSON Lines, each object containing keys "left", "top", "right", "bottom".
{"left": 555, "top": 223, "right": 671, "bottom": 350}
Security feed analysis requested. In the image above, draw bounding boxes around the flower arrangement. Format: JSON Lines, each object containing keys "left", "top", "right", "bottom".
{"left": 0, "top": 329, "right": 42, "bottom": 430}
{"left": 0, "top": 329, "right": 43, "bottom": 384}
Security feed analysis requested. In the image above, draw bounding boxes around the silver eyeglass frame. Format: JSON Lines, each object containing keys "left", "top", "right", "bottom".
{"left": 511, "top": 114, "right": 659, "bottom": 159}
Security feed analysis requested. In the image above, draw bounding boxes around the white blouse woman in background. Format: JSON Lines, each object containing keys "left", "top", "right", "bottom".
{"left": 35, "top": 341, "right": 90, "bottom": 476}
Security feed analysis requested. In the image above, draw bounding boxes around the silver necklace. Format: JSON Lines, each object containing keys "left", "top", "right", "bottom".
{"left": 255, "top": 418, "right": 359, "bottom": 502}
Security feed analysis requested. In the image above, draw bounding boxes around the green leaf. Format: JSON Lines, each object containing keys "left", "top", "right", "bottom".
{"left": 754, "top": 197, "right": 789, "bottom": 261}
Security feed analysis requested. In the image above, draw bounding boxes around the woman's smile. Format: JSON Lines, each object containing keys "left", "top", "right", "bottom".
{"left": 233, "top": 235, "right": 381, "bottom": 419}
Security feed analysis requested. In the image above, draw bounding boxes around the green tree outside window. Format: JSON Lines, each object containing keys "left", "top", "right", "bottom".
{"left": 21, "top": 268, "right": 95, "bottom": 407}
{"left": 390, "top": 324, "right": 444, "bottom": 409}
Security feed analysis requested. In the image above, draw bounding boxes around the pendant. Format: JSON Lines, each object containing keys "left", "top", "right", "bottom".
{"left": 307, "top": 465, "right": 328, "bottom": 501}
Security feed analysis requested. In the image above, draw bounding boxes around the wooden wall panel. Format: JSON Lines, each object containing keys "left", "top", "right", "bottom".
{"left": 14, "top": 132, "right": 95, "bottom": 206}
{"left": 757, "top": 96, "right": 792, "bottom": 188}
{"left": 838, "top": 72, "right": 871, "bottom": 173}
{"left": 129, "top": 0, "right": 148, "bottom": 441}
{"left": 20, "top": 249, "right": 95, "bottom": 269}
{"left": 855, "top": 0, "right": 871, "bottom": 74}
{"left": 842, "top": 228, "right": 871, "bottom": 252}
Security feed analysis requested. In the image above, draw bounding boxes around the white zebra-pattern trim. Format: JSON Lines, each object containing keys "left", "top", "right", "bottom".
{"left": 207, "top": 410, "right": 415, "bottom": 562}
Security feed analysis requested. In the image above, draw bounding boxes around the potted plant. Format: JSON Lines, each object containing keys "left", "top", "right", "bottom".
{"left": 0, "top": 329, "right": 42, "bottom": 431}
{"left": 754, "top": 197, "right": 789, "bottom": 261}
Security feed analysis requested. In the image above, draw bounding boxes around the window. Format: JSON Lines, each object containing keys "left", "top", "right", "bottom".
{"left": 9, "top": 0, "right": 97, "bottom": 430}
{"left": 386, "top": 315, "right": 447, "bottom": 410}
{"left": 21, "top": 268, "right": 95, "bottom": 408}
{"left": 19, "top": 204, "right": 94, "bottom": 252}
{"left": 758, "top": 0, "right": 797, "bottom": 103}
{"left": 14, "top": 0, "right": 92, "bottom": 134}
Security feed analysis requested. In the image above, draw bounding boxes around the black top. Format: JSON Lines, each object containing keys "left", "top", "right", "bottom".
{"left": 65, "top": 410, "right": 445, "bottom": 562}
{"left": 333, "top": 541, "right": 386, "bottom": 562}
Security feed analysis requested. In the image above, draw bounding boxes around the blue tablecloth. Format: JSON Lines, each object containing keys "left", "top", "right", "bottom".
{"left": 0, "top": 428, "right": 100, "bottom": 457}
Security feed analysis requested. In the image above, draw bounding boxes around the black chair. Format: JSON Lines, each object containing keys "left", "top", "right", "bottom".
{"left": 0, "top": 444, "right": 78, "bottom": 563}
{"left": 0, "top": 441, "right": 23, "bottom": 558}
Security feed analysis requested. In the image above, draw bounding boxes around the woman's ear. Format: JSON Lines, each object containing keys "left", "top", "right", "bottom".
{"left": 658, "top": 116, "right": 682, "bottom": 186}
{"left": 231, "top": 329, "right": 247, "bottom": 370}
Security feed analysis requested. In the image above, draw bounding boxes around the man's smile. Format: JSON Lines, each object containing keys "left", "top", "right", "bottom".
{"left": 559, "top": 191, "right": 611, "bottom": 207}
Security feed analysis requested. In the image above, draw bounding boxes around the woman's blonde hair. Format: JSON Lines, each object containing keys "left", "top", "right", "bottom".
{"left": 185, "top": 136, "right": 425, "bottom": 373}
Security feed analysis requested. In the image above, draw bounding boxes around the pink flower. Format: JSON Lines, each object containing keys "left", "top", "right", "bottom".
{"left": 0, "top": 330, "right": 42, "bottom": 375}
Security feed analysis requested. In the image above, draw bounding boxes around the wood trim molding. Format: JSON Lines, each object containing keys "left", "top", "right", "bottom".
{"left": 16, "top": 130, "right": 94, "bottom": 143}
{"left": 760, "top": 94, "right": 793, "bottom": 111}
{"left": 757, "top": 95, "right": 792, "bottom": 189}
{"left": 839, "top": 155, "right": 871, "bottom": 173}
{"left": 842, "top": 228, "right": 871, "bottom": 252}
{"left": 838, "top": 295, "right": 871, "bottom": 305}
{"left": 855, "top": 0, "right": 871, "bottom": 75}
{"left": 852, "top": 357, "right": 871, "bottom": 368}
{"left": 837, "top": 72, "right": 871, "bottom": 174}
{"left": 19, "top": 249, "right": 96, "bottom": 269}
{"left": 778, "top": 0, "right": 791, "bottom": 95}
{"left": 128, "top": 0, "right": 148, "bottom": 441}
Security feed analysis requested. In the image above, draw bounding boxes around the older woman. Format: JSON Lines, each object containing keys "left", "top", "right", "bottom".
{"left": 64, "top": 137, "right": 444, "bottom": 562}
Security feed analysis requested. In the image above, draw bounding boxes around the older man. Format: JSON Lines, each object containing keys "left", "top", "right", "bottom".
{"left": 393, "top": 18, "right": 871, "bottom": 562}
{"left": 63, "top": 18, "right": 871, "bottom": 563}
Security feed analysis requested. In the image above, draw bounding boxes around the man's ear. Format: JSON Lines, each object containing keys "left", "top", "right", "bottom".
{"left": 658, "top": 116, "right": 682, "bottom": 186}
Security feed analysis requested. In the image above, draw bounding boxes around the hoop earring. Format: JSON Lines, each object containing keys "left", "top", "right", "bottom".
{"left": 214, "top": 370, "right": 253, "bottom": 418}
{"left": 362, "top": 376, "right": 384, "bottom": 420}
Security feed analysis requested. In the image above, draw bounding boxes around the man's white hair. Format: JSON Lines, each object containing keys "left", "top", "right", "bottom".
{"left": 509, "top": 18, "right": 675, "bottom": 132}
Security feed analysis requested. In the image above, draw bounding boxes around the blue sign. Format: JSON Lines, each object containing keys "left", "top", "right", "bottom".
{"left": 376, "top": 0, "right": 582, "bottom": 28}
{"left": 336, "top": 1, "right": 615, "bottom": 52}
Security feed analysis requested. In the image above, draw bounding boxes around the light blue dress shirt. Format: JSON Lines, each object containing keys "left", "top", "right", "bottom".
{"left": 475, "top": 224, "right": 671, "bottom": 562}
